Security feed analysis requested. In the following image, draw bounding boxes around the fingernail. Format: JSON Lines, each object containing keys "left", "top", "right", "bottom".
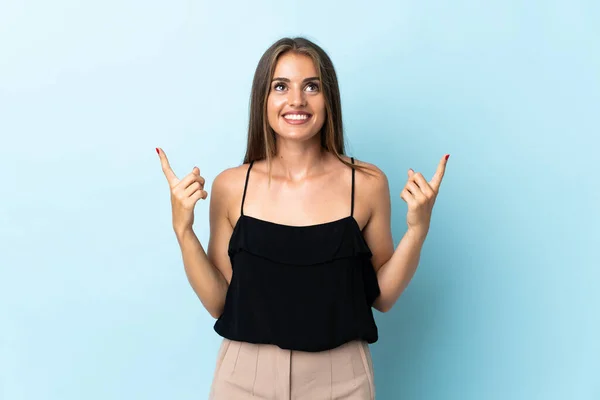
{"left": 156, "top": 148, "right": 160, "bottom": 155}
{"left": 445, "top": 154, "right": 450, "bottom": 160}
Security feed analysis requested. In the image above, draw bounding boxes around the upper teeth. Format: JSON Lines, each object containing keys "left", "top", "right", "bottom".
{"left": 284, "top": 114, "right": 309, "bottom": 120}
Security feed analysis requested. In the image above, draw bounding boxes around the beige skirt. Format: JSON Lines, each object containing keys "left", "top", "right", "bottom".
{"left": 208, "top": 338, "right": 375, "bottom": 399}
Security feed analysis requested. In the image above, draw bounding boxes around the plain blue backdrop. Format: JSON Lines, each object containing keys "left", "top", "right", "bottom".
{"left": 1, "top": 0, "right": 598, "bottom": 399}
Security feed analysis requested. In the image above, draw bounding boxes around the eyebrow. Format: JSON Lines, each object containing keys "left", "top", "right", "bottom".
{"left": 271, "top": 76, "right": 320, "bottom": 82}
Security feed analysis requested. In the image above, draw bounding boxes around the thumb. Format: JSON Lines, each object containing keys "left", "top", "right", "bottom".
{"left": 192, "top": 166, "right": 200, "bottom": 176}
{"left": 407, "top": 168, "right": 414, "bottom": 178}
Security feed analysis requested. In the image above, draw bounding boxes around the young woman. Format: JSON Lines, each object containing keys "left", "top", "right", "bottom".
{"left": 157, "top": 37, "right": 449, "bottom": 399}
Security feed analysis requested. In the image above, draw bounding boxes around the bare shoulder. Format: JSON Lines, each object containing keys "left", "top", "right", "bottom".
{"left": 212, "top": 163, "right": 248, "bottom": 193}
{"left": 340, "top": 155, "right": 389, "bottom": 196}
{"left": 210, "top": 163, "right": 251, "bottom": 223}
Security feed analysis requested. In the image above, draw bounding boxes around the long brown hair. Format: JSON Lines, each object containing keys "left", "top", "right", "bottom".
{"left": 243, "top": 37, "right": 370, "bottom": 179}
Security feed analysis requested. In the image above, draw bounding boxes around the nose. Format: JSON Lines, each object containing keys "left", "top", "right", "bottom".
{"left": 288, "top": 87, "right": 307, "bottom": 107}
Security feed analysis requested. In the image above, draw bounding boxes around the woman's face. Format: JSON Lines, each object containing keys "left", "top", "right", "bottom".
{"left": 267, "top": 52, "right": 326, "bottom": 143}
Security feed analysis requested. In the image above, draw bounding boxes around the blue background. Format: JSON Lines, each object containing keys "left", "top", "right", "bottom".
{"left": 1, "top": 0, "right": 598, "bottom": 399}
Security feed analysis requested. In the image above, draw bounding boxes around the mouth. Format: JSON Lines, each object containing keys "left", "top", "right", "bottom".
{"left": 281, "top": 112, "right": 313, "bottom": 125}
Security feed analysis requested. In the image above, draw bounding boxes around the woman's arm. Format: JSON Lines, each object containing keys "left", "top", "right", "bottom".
{"left": 177, "top": 168, "right": 237, "bottom": 319}
{"left": 360, "top": 165, "right": 421, "bottom": 313}
{"left": 362, "top": 155, "right": 448, "bottom": 313}
{"left": 359, "top": 162, "right": 423, "bottom": 313}
{"left": 176, "top": 228, "right": 229, "bottom": 319}
{"left": 371, "top": 226, "right": 427, "bottom": 313}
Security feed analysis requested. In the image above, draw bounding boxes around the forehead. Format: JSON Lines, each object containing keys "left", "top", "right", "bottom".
{"left": 273, "top": 52, "right": 318, "bottom": 79}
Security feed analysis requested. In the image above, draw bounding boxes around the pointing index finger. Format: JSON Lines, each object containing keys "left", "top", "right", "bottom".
{"left": 157, "top": 148, "right": 178, "bottom": 186}
{"left": 429, "top": 154, "right": 449, "bottom": 192}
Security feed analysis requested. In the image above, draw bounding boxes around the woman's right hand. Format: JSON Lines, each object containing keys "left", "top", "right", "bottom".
{"left": 156, "top": 147, "right": 208, "bottom": 236}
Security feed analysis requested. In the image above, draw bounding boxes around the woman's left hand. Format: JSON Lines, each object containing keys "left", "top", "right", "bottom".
{"left": 400, "top": 154, "right": 449, "bottom": 238}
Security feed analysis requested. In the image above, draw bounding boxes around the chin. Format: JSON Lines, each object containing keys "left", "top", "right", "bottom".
{"left": 276, "top": 129, "right": 321, "bottom": 142}
{"left": 275, "top": 121, "right": 324, "bottom": 141}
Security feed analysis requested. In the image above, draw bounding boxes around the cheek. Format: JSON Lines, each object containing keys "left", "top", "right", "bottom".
{"left": 313, "top": 97, "right": 326, "bottom": 115}
{"left": 314, "top": 100, "right": 327, "bottom": 122}
{"left": 268, "top": 96, "right": 285, "bottom": 113}
{"left": 268, "top": 99, "right": 286, "bottom": 124}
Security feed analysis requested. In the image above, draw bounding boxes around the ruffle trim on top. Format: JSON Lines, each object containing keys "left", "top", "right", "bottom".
{"left": 228, "top": 215, "right": 373, "bottom": 266}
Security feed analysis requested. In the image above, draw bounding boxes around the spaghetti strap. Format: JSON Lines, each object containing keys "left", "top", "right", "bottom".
{"left": 241, "top": 161, "right": 254, "bottom": 216}
{"left": 350, "top": 157, "right": 355, "bottom": 217}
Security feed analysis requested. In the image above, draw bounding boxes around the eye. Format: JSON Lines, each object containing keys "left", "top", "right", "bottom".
{"left": 306, "top": 82, "right": 320, "bottom": 92}
{"left": 273, "top": 82, "right": 286, "bottom": 91}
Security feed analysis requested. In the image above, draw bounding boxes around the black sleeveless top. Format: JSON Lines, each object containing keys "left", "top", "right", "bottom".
{"left": 213, "top": 158, "right": 381, "bottom": 352}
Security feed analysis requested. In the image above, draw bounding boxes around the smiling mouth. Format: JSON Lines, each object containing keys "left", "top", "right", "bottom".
{"left": 282, "top": 113, "right": 312, "bottom": 125}
{"left": 282, "top": 113, "right": 312, "bottom": 120}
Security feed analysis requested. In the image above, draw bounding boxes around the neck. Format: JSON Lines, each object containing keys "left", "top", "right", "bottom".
{"left": 272, "top": 137, "right": 327, "bottom": 181}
